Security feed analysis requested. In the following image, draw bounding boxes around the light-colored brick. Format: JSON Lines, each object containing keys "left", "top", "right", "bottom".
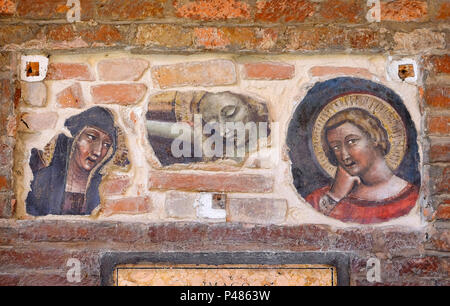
{"left": 242, "top": 62, "right": 294, "bottom": 80}
{"left": 165, "top": 191, "right": 197, "bottom": 219}
{"left": 309, "top": 66, "right": 372, "bottom": 79}
{"left": 97, "top": 58, "right": 149, "bottom": 81}
{"left": 21, "top": 82, "right": 47, "bottom": 107}
{"left": 151, "top": 60, "right": 236, "bottom": 89}
{"left": 46, "top": 63, "right": 95, "bottom": 81}
{"left": 91, "top": 83, "right": 147, "bottom": 105}
{"left": 149, "top": 172, "right": 274, "bottom": 193}
{"left": 100, "top": 176, "right": 131, "bottom": 196}
{"left": 56, "top": 83, "right": 85, "bottom": 108}
{"left": 227, "top": 198, "right": 287, "bottom": 224}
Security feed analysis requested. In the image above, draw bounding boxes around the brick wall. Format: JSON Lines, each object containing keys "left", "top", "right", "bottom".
{"left": 0, "top": 0, "right": 449, "bottom": 286}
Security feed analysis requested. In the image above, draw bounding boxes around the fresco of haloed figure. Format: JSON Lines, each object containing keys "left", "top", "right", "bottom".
{"left": 287, "top": 78, "right": 421, "bottom": 224}
{"left": 26, "top": 106, "right": 119, "bottom": 216}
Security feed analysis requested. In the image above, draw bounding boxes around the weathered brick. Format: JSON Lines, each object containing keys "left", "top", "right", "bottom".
{"left": 425, "top": 85, "right": 450, "bottom": 108}
{"left": 102, "top": 197, "right": 152, "bottom": 217}
{"left": 97, "top": 0, "right": 164, "bottom": 20}
{"left": 165, "top": 191, "right": 197, "bottom": 219}
{"left": 0, "top": 24, "right": 40, "bottom": 46}
{"left": 227, "top": 198, "right": 287, "bottom": 224}
{"left": 309, "top": 66, "right": 372, "bottom": 78}
{"left": 426, "top": 228, "right": 450, "bottom": 252}
{"left": 194, "top": 27, "right": 264, "bottom": 50}
{"left": 284, "top": 27, "right": 343, "bottom": 50}
{"left": 427, "top": 115, "right": 450, "bottom": 135}
{"left": 20, "top": 112, "right": 58, "bottom": 131}
{"left": 135, "top": 24, "right": 194, "bottom": 48}
{"left": 21, "top": 82, "right": 46, "bottom": 107}
{"left": 0, "top": 274, "right": 20, "bottom": 286}
{"left": 0, "top": 0, "right": 15, "bottom": 15}
{"left": 91, "top": 83, "right": 147, "bottom": 105}
{"left": 97, "top": 58, "right": 149, "bottom": 81}
{"left": 0, "top": 140, "right": 12, "bottom": 168}
{"left": 255, "top": 0, "right": 315, "bottom": 23}
{"left": 242, "top": 62, "right": 294, "bottom": 80}
{"left": 0, "top": 175, "right": 10, "bottom": 191}
{"left": 394, "top": 29, "right": 446, "bottom": 52}
{"left": 46, "top": 63, "right": 94, "bottom": 81}
{"left": 100, "top": 176, "right": 131, "bottom": 196}
{"left": 151, "top": 60, "right": 236, "bottom": 89}
{"left": 149, "top": 172, "right": 274, "bottom": 193}
{"left": 16, "top": 0, "right": 94, "bottom": 20}
{"left": 426, "top": 55, "right": 450, "bottom": 75}
{"left": 380, "top": 0, "right": 428, "bottom": 22}
{"left": 429, "top": 138, "right": 450, "bottom": 163}
{"left": 175, "top": 0, "right": 250, "bottom": 21}
{"left": 319, "top": 0, "right": 363, "bottom": 23}
{"left": 56, "top": 83, "right": 84, "bottom": 108}
{"left": 0, "top": 193, "right": 13, "bottom": 218}
{"left": 80, "top": 24, "right": 124, "bottom": 45}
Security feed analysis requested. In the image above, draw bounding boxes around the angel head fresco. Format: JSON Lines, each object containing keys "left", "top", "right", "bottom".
{"left": 26, "top": 106, "right": 118, "bottom": 216}
{"left": 288, "top": 88, "right": 420, "bottom": 224}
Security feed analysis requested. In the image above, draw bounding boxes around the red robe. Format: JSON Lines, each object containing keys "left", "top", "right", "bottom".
{"left": 305, "top": 183, "right": 419, "bottom": 224}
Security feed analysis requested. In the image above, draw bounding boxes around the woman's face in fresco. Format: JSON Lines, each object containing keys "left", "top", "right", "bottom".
{"left": 326, "top": 122, "right": 380, "bottom": 177}
{"left": 73, "top": 126, "right": 112, "bottom": 172}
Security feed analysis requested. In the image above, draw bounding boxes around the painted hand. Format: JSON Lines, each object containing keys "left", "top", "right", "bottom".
{"left": 328, "top": 166, "right": 360, "bottom": 202}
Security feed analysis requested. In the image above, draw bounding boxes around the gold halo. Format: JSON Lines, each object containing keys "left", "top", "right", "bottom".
{"left": 311, "top": 94, "right": 407, "bottom": 177}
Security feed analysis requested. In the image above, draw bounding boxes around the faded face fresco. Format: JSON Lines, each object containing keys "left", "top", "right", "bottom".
{"left": 73, "top": 126, "right": 112, "bottom": 172}
{"left": 326, "top": 122, "right": 379, "bottom": 178}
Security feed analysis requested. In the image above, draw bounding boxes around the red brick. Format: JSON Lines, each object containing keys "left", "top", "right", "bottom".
{"left": 16, "top": 0, "right": 94, "bottom": 20}
{"left": 435, "top": 1, "right": 450, "bottom": 20}
{"left": 20, "top": 112, "right": 58, "bottom": 131}
{"left": 149, "top": 172, "right": 274, "bottom": 193}
{"left": 0, "top": 274, "right": 20, "bottom": 286}
{"left": 426, "top": 55, "right": 450, "bottom": 74}
{"left": 0, "top": 0, "right": 15, "bottom": 15}
{"left": 425, "top": 85, "right": 450, "bottom": 108}
{"left": 255, "top": 0, "right": 315, "bottom": 22}
{"left": 227, "top": 198, "right": 287, "bottom": 224}
{"left": 429, "top": 138, "right": 450, "bottom": 163}
{"left": 135, "top": 24, "right": 194, "bottom": 48}
{"left": 348, "top": 29, "right": 381, "bottom": 49}
{"left": 428, "top": 166, "right": 450, "bottom": 195}
{"left": 309, "top": 66, "right": 372, "bottom": 78}
{"left": 80, "top": 24, "right": 123, "bottom": 45}
{"left": 427, "top": 115, "right": 450, "bottom": 135}
{"left": 175, "top": 0, "right": 250, "bottom": 21}
{"left": 285, "top": 27, "right": 346, "bottom": 51}
{"left": 102, "top": 196, "right": 152, "bottom": 217}
{"left": 91, "top": 83, "right": 147, "bottom": 105}
{"left": 100, "top": 176, "right": 131, "bottom": 196}
{"left": 0, "top": 175, "right": 10, "bottom": 191}
{"left": 394, "top": 29, "right": 446, "bottom": 52}
{"left": 436, "top": 203, "right": 450, "bottom": 220}
{"left": 97, "top": 0, "right": 164, "bottom": 20}
{"left": 0, "top": 193, "right": 13, "bottom": 218}
{"left": 151, "top": 60, "right": 236, "bottom": 89}
{"left": 380, "top": 0, "right": 428, "bottom": 22}
{"left": 0, "top": 142, "right": 12, "bottom": 167}
{"left": 242, "top": 62, "right": 294, "bottom": 80}
{"left": 319, "top": 0, "right": 363, "bottom": 23}
{"left": 56, "top": 83, "right": 84, "bottom": 108}
{"left": 47, "top": 24, "right": 77, "bottom": 42}
{"left": 97, "top": 58, "right": 149, "bottom": 81}
{"left": 21, "top": 82, "right": 46, "bottom": 107}
{"left": 426, "top": 229, "right": 450, "bottom": 252}
{"left": 46, "top": 63, "right": 94, "bottom": 81}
